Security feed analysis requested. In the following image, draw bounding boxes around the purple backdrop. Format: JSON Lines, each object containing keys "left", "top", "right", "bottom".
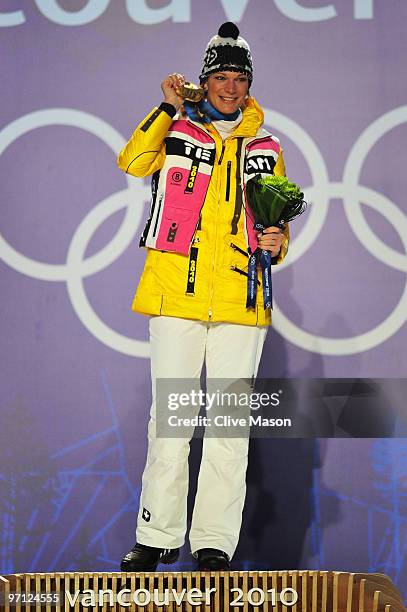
{"left": 1, "top": 0, "right": 406, "bottom": 598}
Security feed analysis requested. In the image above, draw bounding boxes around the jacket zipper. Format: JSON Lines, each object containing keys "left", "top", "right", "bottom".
{"left": 218, "top": 144, "right": 225, "bottom": 165}
{"left": 231, "top": 265, "right": 260, "bottom": 286}
{"left": 152, "top": 194, "right": 163, "bottom": 237}
{"left": 206, "top": 132, "right": 228, "bottom": 319}
{"left": 225, "top": 161, "right": 231, "bottom": 202}
{"left": 230, "top": 242, "right": 249, "bottom": 257}
{"left": 208, "top": 135, "right": 243, "bottom": 318}
{"left": 208, "top": 142, "right": 226, "bottom": 319}
{"left": 208, "top": 186, "right": 221, "bottom": 319}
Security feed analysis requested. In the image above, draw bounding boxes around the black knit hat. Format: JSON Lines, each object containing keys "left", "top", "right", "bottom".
{"left": 199, "top": 22, "right": 253, "bottom": 85}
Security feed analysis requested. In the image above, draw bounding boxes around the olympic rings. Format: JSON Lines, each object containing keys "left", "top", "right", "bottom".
{"left": 1, "top": 106, "right": 406, "bottom": 356}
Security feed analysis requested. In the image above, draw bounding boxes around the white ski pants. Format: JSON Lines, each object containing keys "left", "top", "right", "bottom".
{"left": 136, "top": 315, "right": 268, "bottom": 560}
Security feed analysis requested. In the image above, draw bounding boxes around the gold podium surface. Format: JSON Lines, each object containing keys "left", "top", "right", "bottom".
{"left": 0, "top": 570, "right": 405, "bottom": 611}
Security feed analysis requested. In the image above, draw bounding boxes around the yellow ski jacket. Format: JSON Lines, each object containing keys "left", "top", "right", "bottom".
{"left": 117, "top": 96, "right": 289, "bottom": 326}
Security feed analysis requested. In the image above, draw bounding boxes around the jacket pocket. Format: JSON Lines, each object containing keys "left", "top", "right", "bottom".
{"left": 155, "top": 205, "right": 195, "bottom": 252}
{"left": 164, "top": 206, "right": 193, "bottom": 223}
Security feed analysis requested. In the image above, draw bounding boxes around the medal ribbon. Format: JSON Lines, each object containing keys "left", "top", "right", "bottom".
{"left": 246, "top": 222, "right": 273, "bottom": 310}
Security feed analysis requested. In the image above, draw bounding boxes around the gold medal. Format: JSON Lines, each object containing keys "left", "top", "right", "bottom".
{"left": 176, "top": 81, "right": 204, "bottom": 102}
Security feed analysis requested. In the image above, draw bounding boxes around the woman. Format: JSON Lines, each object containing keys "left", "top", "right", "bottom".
{"left": 117, "top": 22, "right": 289, "bottom": 572}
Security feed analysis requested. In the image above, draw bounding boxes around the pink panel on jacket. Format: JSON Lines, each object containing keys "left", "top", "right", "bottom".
{"left": 169, "top": 120, "right": 215, "bottom": 144}
{"left": 246, "top": 138, "right": 280, "bottom": 154}
{"left": 155, "top": 166, "right": 210, "bottom": 254}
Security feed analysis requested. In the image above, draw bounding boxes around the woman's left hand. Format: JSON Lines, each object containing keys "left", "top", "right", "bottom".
{"left": 257, "top": 226, "right": 284, "bottom": 257}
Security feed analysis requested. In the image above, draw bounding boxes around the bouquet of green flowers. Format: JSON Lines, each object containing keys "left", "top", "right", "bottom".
{"left": 246, "top": 174, "right": 307, "bottom": 227}
{"left": 245, "top": 174, "right": 308, "bottom": 310}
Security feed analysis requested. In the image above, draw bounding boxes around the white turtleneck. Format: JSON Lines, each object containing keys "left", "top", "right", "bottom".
{"left": 211, "top": 109, "right": 243, "bottom": 141}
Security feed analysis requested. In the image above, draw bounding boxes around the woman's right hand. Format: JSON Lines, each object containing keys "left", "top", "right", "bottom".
{"left": 161, "top": 73, "right": 185, "bottom": 112}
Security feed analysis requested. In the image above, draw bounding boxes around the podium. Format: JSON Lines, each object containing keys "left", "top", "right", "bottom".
{"left": 1, "top": 571, "right": 405, "bottom": 611}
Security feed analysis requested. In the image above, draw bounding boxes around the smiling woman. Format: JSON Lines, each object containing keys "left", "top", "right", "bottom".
{"left": 116, "top": 21, "right": 289, "bottom": 574}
